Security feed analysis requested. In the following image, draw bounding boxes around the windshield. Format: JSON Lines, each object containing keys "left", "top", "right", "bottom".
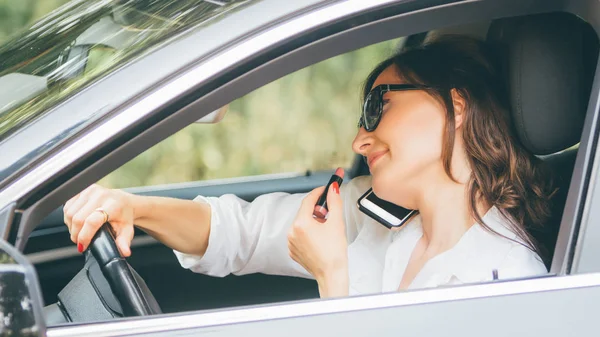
{"left": 0, "top": 0, "right": 252, "bottom": 143}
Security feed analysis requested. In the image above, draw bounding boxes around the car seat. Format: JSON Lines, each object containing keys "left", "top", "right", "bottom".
{"left": 487, "top": 12, "right": 598, "bottom": 267}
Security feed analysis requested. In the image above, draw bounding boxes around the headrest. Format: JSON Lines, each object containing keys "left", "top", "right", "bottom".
{"left": 487, "top": 13, "right": 599, "bottom": 155}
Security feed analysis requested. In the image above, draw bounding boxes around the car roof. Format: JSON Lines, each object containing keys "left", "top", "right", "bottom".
{"left": 0, "top": 0, "right": 331, "bottom": 188}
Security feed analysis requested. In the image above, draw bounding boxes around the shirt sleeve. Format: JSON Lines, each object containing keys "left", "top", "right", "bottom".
{"left": 173, "top": 176, "right": 370, "bottom": 279}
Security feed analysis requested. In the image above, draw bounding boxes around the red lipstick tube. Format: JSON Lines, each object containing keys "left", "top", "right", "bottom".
{"left": 313, "top": 167, "right": 344, "bottom": 220}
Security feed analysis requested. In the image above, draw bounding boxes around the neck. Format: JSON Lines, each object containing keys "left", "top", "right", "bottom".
{"left": 414, "top": 175, "right": 485, "bottom": 255}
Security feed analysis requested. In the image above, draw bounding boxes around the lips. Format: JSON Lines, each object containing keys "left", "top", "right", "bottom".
{"left": 367, "top": 150, "right": 388, "bottom": 168}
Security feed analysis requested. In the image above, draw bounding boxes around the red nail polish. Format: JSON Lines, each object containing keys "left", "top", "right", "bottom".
{"left": 332, "top": 181, "right": 340, "bottom": 194}
{"left": 313, "top": 168, "right": 344, "bottom": 219}
{"left": 77, "top": 243, "right": 83, "bottom": 253}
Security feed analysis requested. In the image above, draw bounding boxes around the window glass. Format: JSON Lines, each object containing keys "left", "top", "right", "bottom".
{"left": 85, "top": 46, "right": 117, "bottom": 76}
{"left": 0, "top": 0, "right": 255, "bottom": 142}
{"left": 99, "top": 38, "right": 404, "bottom": 188}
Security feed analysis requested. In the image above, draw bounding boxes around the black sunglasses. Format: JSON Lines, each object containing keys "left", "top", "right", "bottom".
{"left": 358, "top": 84, "right": 426, "bottom": 132}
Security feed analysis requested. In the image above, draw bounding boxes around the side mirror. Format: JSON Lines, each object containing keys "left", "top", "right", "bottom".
{"left": 194, "top": 105, "right": 228, "bottom": 124}
{"left": 0, "top": 240, "right": 46, "bottom": 336}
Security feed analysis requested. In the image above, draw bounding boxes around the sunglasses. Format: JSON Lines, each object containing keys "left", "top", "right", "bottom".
{"left": 358, "top": 84, "right": 426, "bottom": 132}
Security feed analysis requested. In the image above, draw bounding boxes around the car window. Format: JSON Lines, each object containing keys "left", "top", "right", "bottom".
{"left": 0, "top": 0, "right": 255, "bottom": 143}
{"left": 99, "top": 38, "right": 404, "bottom": 188}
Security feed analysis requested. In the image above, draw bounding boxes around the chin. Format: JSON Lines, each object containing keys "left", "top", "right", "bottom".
{"left": 370, "top": 176, "right": 394, "bottom": 202}
{"left": 371, "top": 172, "right": 414, "bottom": 208}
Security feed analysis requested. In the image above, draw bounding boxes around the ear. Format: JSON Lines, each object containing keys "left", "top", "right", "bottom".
{"left": 450, "top": 88, "right": 466, "bottom": 129}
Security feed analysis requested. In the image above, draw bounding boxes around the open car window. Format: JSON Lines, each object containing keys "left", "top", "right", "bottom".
{"left": 99, "top": 38, "right": 404, "bottom": 188}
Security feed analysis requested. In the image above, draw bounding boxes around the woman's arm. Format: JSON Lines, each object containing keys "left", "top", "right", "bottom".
{"left": 131, "top": 194, "right": 212, "bottom": 256}
{"left": 177, "top": 192, "right": 312, "bottom": 278}
{"left": 63, "top": 185, "right": 213, "bottom": 256}
{"left": 63, "top": 184, "right": 313, "bottom": 278}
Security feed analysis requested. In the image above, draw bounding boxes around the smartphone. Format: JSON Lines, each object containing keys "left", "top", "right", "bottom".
{"left": 357, "top": 188, "right": 418, "bottom": 229}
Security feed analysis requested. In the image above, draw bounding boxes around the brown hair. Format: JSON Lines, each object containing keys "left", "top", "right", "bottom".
{"left": 363, "top": 35, "right": 557, "bottom": 262}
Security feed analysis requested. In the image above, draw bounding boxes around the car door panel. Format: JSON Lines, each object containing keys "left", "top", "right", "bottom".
{"left": 192, "top": 280, "right": 599, "bottom": 337}
{"left": 45, "top": 273, "right": 600, "bottom": 337}
{"left": 27, "top": 171, "right": 342, "bottom": 311}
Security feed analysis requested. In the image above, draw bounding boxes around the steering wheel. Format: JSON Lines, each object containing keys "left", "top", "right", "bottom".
{"left": 88, "top": 223, "right": 162, "bottom": 316}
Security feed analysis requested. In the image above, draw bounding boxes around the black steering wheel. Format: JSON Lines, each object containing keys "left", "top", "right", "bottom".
{"left": 88, "top": 223, "right": 162, "bottom": 316}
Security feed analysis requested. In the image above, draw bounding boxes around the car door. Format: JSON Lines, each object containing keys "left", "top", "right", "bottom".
{"left": 52, "top": 273, "right": 600, "bottom": 337}
{"left": 2, "top": 0, "right": 599, "bottom": 335}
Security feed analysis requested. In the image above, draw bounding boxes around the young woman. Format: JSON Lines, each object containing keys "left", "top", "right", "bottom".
{"left": 63, "top": 35, "right": 554, "bottom": 298}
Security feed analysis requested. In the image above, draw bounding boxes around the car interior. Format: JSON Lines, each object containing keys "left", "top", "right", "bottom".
{"left": 18, "top": 9, "right": 599, "bottom": 326}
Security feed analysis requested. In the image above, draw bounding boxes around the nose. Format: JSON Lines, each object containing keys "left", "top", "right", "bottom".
{"left": 352, "top": 127, "right": 373, "bottom": 156}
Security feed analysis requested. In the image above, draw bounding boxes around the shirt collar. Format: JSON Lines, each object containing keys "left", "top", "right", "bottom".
{"left": 416, "top": 206, "right": 521, "bottom": 285}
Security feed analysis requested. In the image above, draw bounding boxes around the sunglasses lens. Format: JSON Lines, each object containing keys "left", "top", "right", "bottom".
{"left": 362, "top": 91, "right": 381, "bottom": 131}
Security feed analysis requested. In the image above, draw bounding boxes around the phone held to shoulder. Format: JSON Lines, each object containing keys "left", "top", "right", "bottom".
{"left": 357, "top": 188, "right": 418, "bottom": 229}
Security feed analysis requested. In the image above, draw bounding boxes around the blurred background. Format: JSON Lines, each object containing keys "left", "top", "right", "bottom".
{"left": 0, "top": 0, "right": 401, "bottom": 189}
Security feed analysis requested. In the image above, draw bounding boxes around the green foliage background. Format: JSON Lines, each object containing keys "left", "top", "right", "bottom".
{"left": 0, "top": 0, "right": 70, "bottom": 43}
{"left": 1, "top": 1, "right": 401, "bottom": 189}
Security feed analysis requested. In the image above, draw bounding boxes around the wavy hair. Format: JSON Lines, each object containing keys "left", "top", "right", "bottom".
{"left": 363, "top": 35, "right": 557, "bottom": 262}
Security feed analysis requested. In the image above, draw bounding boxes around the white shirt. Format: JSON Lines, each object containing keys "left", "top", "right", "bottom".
{"left": 174, "top": 176, "right": 547, "bottom": 294}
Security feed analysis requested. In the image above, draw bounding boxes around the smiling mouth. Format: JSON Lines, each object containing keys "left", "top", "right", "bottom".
{"left": 368, "top": 151, "right": 387, "bottom": 168}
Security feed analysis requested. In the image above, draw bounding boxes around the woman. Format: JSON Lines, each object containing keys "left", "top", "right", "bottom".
{"left": 63, "top": 35, "right": 554, "bottom": 298}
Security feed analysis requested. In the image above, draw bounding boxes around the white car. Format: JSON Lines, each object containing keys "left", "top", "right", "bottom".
{"left": 0, "top": 0, "right": 599, "bottom": 336}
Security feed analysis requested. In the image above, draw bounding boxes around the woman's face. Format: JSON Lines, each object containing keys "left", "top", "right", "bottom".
{"left": 352, "top": 65, "right": 450, "bottom": 207}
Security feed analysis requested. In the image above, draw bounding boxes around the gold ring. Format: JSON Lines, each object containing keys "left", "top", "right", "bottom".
{"left": 95, "top": 208, "right": 109, "bottom": 224}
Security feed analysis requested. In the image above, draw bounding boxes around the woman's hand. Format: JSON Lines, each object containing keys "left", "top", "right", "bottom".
{"left": 287, "top": 182, "right": 349, "bottom": 298}
{"left": 63, "top": 184, "right": 136, "bottom": 257}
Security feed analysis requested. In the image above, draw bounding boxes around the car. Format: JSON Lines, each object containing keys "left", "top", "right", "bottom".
{"left": 0, "top": 0, "right": 600, "bottom": 336}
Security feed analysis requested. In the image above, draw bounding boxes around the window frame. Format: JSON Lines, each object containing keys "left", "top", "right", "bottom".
{"left": 569, "top": 87, "right": 600, "bottom": 274}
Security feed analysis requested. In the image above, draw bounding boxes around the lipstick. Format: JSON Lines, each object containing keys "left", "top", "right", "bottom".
{"left": 313, "top": 167, "right": 344, "bottom": 220}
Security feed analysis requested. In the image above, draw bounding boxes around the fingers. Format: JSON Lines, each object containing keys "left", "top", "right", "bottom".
{"left": 115, "top": 225, "right": 134, "bottom": 257}
{"left": 76, "top": 200, "right": 119, "bottom": 252}
{"left": 299, "top": 183, "right": 343, "bottom": 223}
{"left": 63, "top": 184, "right": 97, "bottom": 236}
{"left": 70, "top": 201, "right": 101, "bottom": 243}
{"left": 76, "top": 211, "right": 107, "bottom": 252}
{"left": 62, "top": 184, "right": 136, "bottom": 256}
{"left": 64, "top": 194, "right": 86, "bottom": 234}
{"left": 325, "top": 181, "right": 343, "bottom": 222}
{"left": 64, "top": 194, "right": 79, "bottom": 210}
{"left": 302, "top": 186, "right": 325, "bottom": 207}
{"left": 63, "top": 194, "right": 79, "bottom": 232}
{"left": 299, "top": 186, "right": 326, "bottom": 210}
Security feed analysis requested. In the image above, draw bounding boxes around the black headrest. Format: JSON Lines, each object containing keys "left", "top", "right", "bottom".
{"left": 487, "top": 13, "right": 599, "bottom": 155}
